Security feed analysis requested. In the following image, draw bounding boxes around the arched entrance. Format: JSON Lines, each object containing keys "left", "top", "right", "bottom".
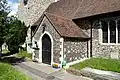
{"left": 42, "top": 34, "right": 51, "bottom": 65}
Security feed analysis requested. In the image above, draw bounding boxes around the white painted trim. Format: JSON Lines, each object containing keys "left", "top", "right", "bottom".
{"left": 108, "top": 21, "right": 110, "bottom": 43}
{"left": 32, "top": 37, "right": 35, "bottom": 60}
{"left": 99, "top": 43, "right": 120, "bottom": 45}
{"left": 116, "top": 20, "right": 118, "bottom": 43}
{"left": 99, "top": 21, "right": 102, "bottom": 44}
{"left": 38, "top": 31, "right": 54, "bottom": 66}
{"left": 59, "top": 38, "right": 64, "bottom": 68}
{"left": 66, "top": 58, "right": 88, "bottom": 68}
{"left": 99, "top": 29, "right": 102, "bottom": 44}
{"left": 54, "top": 0, "right": 58, "bottom": 2}
{"left": 88, "top": 41, "right": 91, "bottom": 58}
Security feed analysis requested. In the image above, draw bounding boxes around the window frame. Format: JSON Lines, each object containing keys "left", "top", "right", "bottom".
{"left": 99, "top": 17, "right": 120, "bottom": 45}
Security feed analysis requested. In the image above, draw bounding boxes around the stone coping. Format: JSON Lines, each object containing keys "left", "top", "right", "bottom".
{"left": 67, "top": 67, "right": 120, "bottom": 80}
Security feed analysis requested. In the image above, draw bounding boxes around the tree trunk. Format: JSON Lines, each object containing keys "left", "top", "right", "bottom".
{"left": 0, "top": 47, "right": 1, "bottom": 52}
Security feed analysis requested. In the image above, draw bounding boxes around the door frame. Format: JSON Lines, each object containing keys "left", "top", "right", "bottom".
{"left": 42, "top": 34, "right": 51, "bottom": 64}
{"left": 38, "top": 31, "right": 53, "bottom": 66}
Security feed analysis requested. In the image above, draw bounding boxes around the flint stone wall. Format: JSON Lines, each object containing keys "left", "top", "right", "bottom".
{"left": 18, "top": 0, "right": 55, "bottom": 26}
{"left": 64, "top": 39, "right": 88, "bottom": 63}
{"left": 92, "top": 20, "right": 120, "bottom": 59}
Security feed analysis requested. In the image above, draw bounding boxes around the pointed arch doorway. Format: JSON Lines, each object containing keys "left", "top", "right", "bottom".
{"left": 42, "top": 34, "right": 51, "bottom": 65}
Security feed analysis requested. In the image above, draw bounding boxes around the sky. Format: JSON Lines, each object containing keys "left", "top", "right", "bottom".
{"left": 8, "top": 0, "right": 18, "bottom": 16}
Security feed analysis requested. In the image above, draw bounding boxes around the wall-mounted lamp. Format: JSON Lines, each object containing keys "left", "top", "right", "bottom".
{"left": 42, "top": 23, "right": 46, "bottom": 33}
{"left": 33, "top": 41, "right": 39, "bottom": 50}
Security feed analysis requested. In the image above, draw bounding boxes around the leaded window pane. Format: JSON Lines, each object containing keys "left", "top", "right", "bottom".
{"left": 101, "top": 21, "right": 108, "bottom": 43}
{"left": 110, "top": 20, "right": 116, "bottom": 43}
{"left": 118, "top": 20, "right": 120, "bottom": 43}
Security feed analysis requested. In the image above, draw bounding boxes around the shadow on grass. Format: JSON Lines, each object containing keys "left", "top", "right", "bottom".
{"left": 0, "top": 56, "right": 26, "bottom": 65}
{"left": 1, "top": 52, "right": 17, "bottom": 57}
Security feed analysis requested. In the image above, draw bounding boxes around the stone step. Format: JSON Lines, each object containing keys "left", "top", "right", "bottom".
{"left": 14, "top": 63, "right": 61, "bottom": 80}
{"left": 22, "top": 62, "right": 60, "bottom": 74}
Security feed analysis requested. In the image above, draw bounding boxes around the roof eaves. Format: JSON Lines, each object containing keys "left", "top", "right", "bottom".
{"left": 32, "top": 14, "right": 45, "bottom": 37}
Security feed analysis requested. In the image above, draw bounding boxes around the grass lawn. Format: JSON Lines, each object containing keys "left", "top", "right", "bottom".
{"left": 2, "top": 49, "right": 10, "bottom": 54}
{"left": 17, "top": 51, "right": 32, "bottom": 59}
{"left": 0, "top": 62, "right": 31, "bottom": 80}
{"left": 71, "top": 58, "right": 120, "bottom": 73}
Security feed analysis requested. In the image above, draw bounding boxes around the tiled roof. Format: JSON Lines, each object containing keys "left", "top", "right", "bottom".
{"left": 45, "top": 0, "right": 82, "bottom": 19}
{"left": 45, "top": 12, "right": 89, "bottom": 39}
{"left": 74, "top": 0, "right": 120, "bottom": 19}
{"left": 32, "top": 0, "right": 120, "bottom": 39}
{"left": 46, "top": 0, "right": 120, "bottom": 19}
{"left": 32, "top": 14, "right": 44, "bottom": 26}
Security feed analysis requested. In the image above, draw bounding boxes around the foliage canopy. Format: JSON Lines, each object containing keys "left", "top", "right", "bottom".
{"left": 0, "top": 0, "right": 27, "bottom": 53}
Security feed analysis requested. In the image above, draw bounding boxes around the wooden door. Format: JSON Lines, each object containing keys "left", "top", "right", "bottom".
{"left": 42, "top": 34, "right": 51, "bottom": 65}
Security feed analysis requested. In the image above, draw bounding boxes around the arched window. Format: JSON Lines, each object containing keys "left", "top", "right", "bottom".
{"left": 101, "top": 21, "right": 108, "bottom": 43}
{"left": 109, "top": 20, "right": 116, "bottom": 43}
{"left": 117, "top": 20, "right": 120, "bottom": 43}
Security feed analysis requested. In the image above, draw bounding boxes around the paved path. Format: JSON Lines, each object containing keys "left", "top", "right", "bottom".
{"left": 14, "top": 65, "right": 45, "bottom": 80}
{"left": 13, "top": 61, "right": 91, "bottom": 80}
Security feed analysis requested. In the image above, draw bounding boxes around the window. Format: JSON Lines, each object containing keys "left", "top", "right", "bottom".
{"left": 101, "top": 21, "right": 108, "bottom": 43}
{"left": 101, "top": 19, "right": 120, "bottom": 44}
{"left": 117, "top": 20, "right": 120, "bottom": 43}
{"left": 109, "top": 20, "right": 116, "bottom": 43}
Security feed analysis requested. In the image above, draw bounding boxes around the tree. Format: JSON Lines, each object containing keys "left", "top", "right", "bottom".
{"left": 0, "top": 0, "right": 9, "bottom": 51}
{"left": 0, "top": 0, "right": 28, "bottom": 54}
{"left": 5, "top": 17, "right": 27, "bottom": 53}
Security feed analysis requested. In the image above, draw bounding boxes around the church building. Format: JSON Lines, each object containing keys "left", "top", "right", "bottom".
{"left": 18, "top": 0, "right": 120, "bottom": 67}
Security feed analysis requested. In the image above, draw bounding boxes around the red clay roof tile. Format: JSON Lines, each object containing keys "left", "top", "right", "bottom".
{"left": 33, "top": 0, "right": 120, "bottom": 39}
{"left": 45, "top": 12, "right": 89, "bottom": 38}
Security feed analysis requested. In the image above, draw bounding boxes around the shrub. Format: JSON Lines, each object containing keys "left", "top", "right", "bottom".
{"left": 17, "top": 51, "right": 32, "bottom": 59}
